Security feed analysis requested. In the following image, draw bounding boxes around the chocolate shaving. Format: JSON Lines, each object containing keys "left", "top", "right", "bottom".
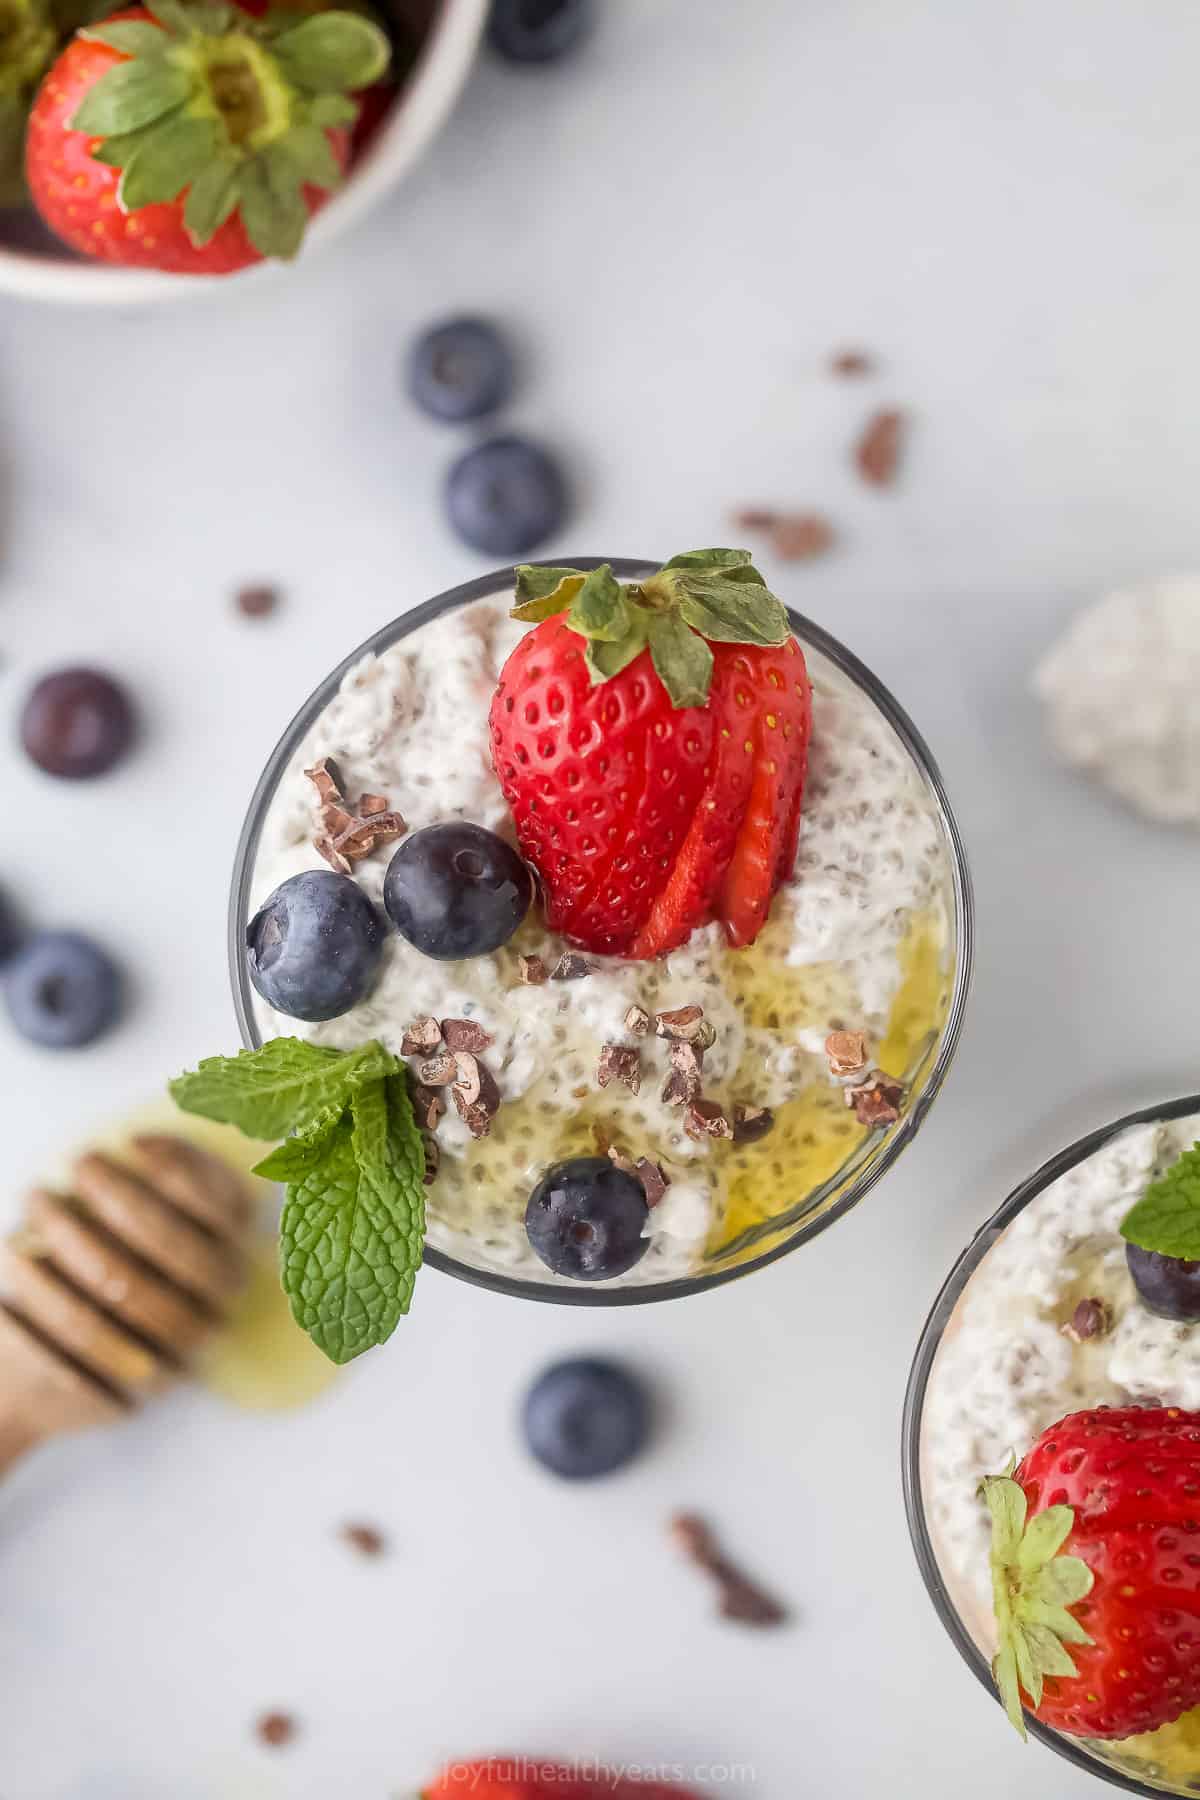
{"left": 453, "top": 1098, "right": 494, "bottom": 1140}
{"left": 341, "top": 1522, "right": 387, "bottom": 1557}
{"left": 442, "top": 1018, "right": 495, "bottom": 1054}
{"left": 255, "top": 1712, "right": 298, "bottom": 1749}
{"left": 597, "top": 1043, "right": 642, "bottom": 1095}
{"left": 421, "top": 1133, "right": 440, "bottom": 1186}
{"left": 518, "top": 954, "right": 549, "bottom": 985}
{"left": 450, "top": 1051, "right": 482, "bottom": 1107}
{"left": 831, "top": 349, "right": 873, "bottom": 377}
{"left": 770, "top": 513, "right": 835, "bottom": 562}
{"left": 732, "top": 1104, "right": 775, "bottom": 1145}
{"left": 732, "top": 507, "right": 779, "bottom": 531}
{"left": 685, "top": 1099, "right": 733, "bottom": 1141}
{"left": 654, "top": 1005, "right": 707, "bottom": 1042}
{"left": 855, "top": 408, "right": 905, "bottom": 487}
{"left": 1062, "top": 1297, "right": 1112, "bottom": 1343}
{"left": 669, "top": 1513, "right": 789, "bottom": 1628}
{"left": 236, "top": 584, "right": 280, "bottom": 619}
{"left": 824, "top": 1029, "right": 870, "bottom": 1080}
{"left": 551, "top": 953, "right": 593, "bottom": 981}
{"left": 635, "top": 1157, "right": 669, "bottom": 1208}
{"left": 606, "top": 1142, "right": 637, "bottom": 1175}
{"left": 402, "top": 1016, "right": 443, "bottom": 1056}
{"left": 667, "top": 1040, "right": 704, "bottom": 1102}
{"left": 451, "top": 1053, "right": 500, "bottom": 1138}
{"left": 846, "top": 1073, "right": 905, "bottom": 1127}
{"left": 624, "top": 1004, "right": 651, "bottom": 1037}
{"left": 411, "top": 1083, "right": 445, "bottom": 1132}
{"left": 416, "top": 1050, "right": 457, "bottom": 1088}
{"left": 305, "top": 759, "right": 406, "bottom": 869}
{"left": 661, "top": 1068, "right": 696, "bottom": 1109}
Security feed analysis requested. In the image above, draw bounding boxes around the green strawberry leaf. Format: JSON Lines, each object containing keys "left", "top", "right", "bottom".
{"left": 238, "top": 152, "right": 307, "bottom": 259}
{"left": 1121, "top": 1142, "right": 1200, "bottom": 1260}
{"left": 279, "top": 1073, "right": 425, "bottom": 1364}
{"left": 647, "top": 608, "right": 714, "bottom": 710}
{"left": 981, "top": 1473, "right": 1094, "bottom": 1739}
{"left": 585, "top": 613, "right": 647, "bottom": 684}
{"left": 117, "top": 112, "right": 219, "bottom": 210}
{"left": 275, "top": 120, "right": 340, "bottom": 190}
{"left": 81, "top": 18, "right": 167, "bottom": 55}
{"left": 272, "top": 12, "right": 390, "bottom": 92}
{"left": 564, "top": 564, "right": 630, "bottom": 643}
{"left": 169, "top": 1037, "right": 398, "bottom": 1143}
{"left": 676, "top": 573, "right": 790, "bottom": 646}
{"left": 308, "top": 92, "right": 358, "bottom": 127}
{"left": 68, "top": 54, "right": 189, "bottom": 136}
{"left": 142, "top": 0, "right": 194, "bottom": 33}
{"left": 511, "top": 565, "right": 585, "bottom": 621}
{"left": 182, "top": 152, "right": 239, "bottom": 241}
{"left": 662, "top": 547, "right": 758, "bottom": 575}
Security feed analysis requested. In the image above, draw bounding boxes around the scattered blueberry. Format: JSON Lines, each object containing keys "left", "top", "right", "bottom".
{"left": 20, "top": 668, "right": 136, "bottom": 779}
{"left": 524, "top": 1155, "right": 650, "bottom": 1280}
{"left": 445, "top": 436, "right": 567, "bottom": 557}
{"left": 522, "top": 1356, "right": 649, "bottom": 1479}
{"left": 1127, "top": 1243, "right": 1200, "bottom": 1322}
{"left": 488, "top": 0, "right": 592, "bottom": 63}
{"left": 409, "top": 317, "right": 513, "bottom": 422}
{"left": 383, "top": 823, "right": 533, "bottom": 961}
{"left": 5, "top": 931, "right": 121, "bottom": 1048}
{"left": 0, "top": 888, "right": 22, "bottom": 965}
{"left": 246, "top": 870, "right": 386, "bottom": 1022}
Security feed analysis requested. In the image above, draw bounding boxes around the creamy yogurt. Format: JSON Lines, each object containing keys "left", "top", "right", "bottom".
{"left": 922, "top": 1111, "right": 1200, "bottom": 1645}
{"left": 249, "top": 595, "right": 953, "bottom": 1284}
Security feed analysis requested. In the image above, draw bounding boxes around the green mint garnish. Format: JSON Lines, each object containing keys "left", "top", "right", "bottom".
{"left": 170, "top": 1038, "right": 425, "bottom": 1365}
{"left": 510, "top": 549, "right": 790, "bottom": 710}
{"left": 980, "top": 1471, "right": 1094, "bottom": 1739}
{"left": 1120, "top": 1142, "right": 1200, "bottom": 1260}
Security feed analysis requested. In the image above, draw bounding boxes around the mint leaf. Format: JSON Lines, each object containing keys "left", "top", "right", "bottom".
{"left": 279, "top": 1074, "right": 425, "bottom": 1364}
{"left": 169, "top": 1037, "right": 397, "bottom": 1142}
{"left": 1120, "top": 1143, "right": 1200, "bottom": 1259}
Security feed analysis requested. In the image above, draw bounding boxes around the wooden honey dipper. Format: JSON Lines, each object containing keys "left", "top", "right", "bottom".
{"left": 0, "top": 1134, "right": 251, "bottom": 1476}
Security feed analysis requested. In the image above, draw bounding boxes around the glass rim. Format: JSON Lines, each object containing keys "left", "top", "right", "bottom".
{"left": 901, "top": 1091, "right": 1200, "bottom": 1795}
{"left": 228, "top": 556, "right": 975, "bottom": 1306}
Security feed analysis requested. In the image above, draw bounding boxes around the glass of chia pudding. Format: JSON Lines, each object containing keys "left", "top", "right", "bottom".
{"left": 905, "top": 1096, "right": 1200, "bottom": 1795}
{"left": 228, "top": 554, "right": 972, "bottom": 1306}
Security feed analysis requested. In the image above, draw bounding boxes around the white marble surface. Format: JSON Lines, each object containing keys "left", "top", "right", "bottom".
{"left": 2, "top": 0, "right": 1200, "bottom": 1794}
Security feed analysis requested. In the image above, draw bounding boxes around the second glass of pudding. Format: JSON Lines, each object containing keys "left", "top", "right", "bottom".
{"left": 906, "top": 1096, "right": 1200, "bottom": 1796}
{"left": 230, "top": 557, "right": 972, "bottom": 1302}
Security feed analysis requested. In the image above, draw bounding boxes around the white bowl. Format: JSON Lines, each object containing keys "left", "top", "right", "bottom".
{"left": 0, "top": 0, "right": 487, "bottom": 306}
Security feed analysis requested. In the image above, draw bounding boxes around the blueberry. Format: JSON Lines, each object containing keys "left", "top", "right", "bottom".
{"left": 1127, "top": 1243, "right": 1200, "bottom": 1322}
{"left": 383, "top": 823, "right": 533, "bottom": 961}
{"left": 0, "top": 888, "right": 23, "bottom": 965}
{"left": 522, "top": 1357, "right": 648, "bottom": 1479}
{"left": 444, "top": 436, "right": 567, "bottom": 557}
{"left": 247, "top": 870, "right": 385, "bottom": 1022}
{"left": 489, "top": 0, "right": 592, "bottom": 63}
{"left": 5, "top": 931, "right": 121, "bottom": 1048}
{"left": 525, "top": 1155, "right": 649, "bottom": 1280}
{"left": 409, "top": 317, "right": 513, "bottom": 422}
{"left": 20, "top": 668, "right": 136, "bottom": 779}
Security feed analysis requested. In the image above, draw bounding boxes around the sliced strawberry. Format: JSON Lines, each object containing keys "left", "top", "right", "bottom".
{"left": 716, "top": 640, "right": 812, "bottom": 948}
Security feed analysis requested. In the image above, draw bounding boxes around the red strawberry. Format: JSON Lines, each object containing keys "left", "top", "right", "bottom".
{"left": 25, "top": 0, "right": 389, "bottom": 274}
{"left": 420, "top": 1758, "right": 703, "bottom": 1798}
{"left": 488, "top": 552, "right": 811, "bottom": 959}
{"left": 982, "top": 1404, "right": 1200, "bottom": 1742}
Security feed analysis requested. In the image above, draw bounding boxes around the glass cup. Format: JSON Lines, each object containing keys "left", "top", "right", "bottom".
{"left": 903, "top": 1095, "right": 1200, "bottom": 1796}
{"left": 229, "top": 558, "right": 974, "bottom": 1305}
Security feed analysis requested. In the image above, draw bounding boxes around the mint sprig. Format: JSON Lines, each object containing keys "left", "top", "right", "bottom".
{"left": 170, "top": 1038, "right": 425, "bottom": 1365}
{"left": 510, "top": 549, "right": 790, "bottom": 710}
{"left": 1120, "top": 1142, "right": 1200, "bottom": 1260}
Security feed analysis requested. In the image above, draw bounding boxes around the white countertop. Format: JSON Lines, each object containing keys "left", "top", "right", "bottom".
{"left": 3, "top": 1, "right": 1199, "bottom": 1794}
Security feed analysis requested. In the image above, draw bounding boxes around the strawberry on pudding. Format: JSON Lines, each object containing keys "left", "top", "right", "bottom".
{"left": 243, "top": 551, "right": 960, "bottom": 1291}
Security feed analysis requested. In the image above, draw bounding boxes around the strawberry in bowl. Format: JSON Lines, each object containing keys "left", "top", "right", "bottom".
{"left": 171, "top": 550, "right": 966, "bottom": 1366}
{"left": 25, "top": 0, "right": 389, "bottom": 271}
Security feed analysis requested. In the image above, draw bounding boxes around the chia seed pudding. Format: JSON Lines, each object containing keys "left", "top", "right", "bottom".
{"left": 245, "top": 587, "right": 958, "bottom": 1287}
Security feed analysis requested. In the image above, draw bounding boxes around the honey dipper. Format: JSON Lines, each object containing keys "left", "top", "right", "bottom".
{"left": 0, "top": 1134, "right": 251, "bottom": 1476}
